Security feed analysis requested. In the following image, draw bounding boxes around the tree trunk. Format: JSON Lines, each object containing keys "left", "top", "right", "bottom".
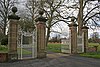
{"left": 46, "top": 27, "right": 50, "bottom": 46}
{"left": 78, "top": 0, "right": 83, "bottom": 35}
{"left": 3, "top": 20, "right": 7, "bottom": 35}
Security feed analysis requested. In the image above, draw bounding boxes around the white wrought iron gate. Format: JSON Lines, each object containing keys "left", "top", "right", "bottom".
{"left": 61, "top": 30, "right": 84, "bottom": 53}
{"left": 17, "top": 30, "right": 37, "bottom": 60}
{"left": 61, "top": 30, "right": 71, "bottom": 53}
{"left": 77, "top": 35, "right": 84, "bottom": 53}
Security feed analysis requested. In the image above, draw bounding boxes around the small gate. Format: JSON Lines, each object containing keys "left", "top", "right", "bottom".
{"left": 61, "top": 38, "right": 71, "bottom": 53}
{"left": 77, "top": 35, "right": 84, "bottom": 53}
{"left": 17, "top": 30, "right": 37, "bottom": 60}
{"left": 61, "top": 31, "right": 71, "bottom": 53}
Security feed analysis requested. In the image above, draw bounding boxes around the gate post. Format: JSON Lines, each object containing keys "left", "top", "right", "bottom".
{"left": 68, "top": 17, "right": 78, "bottom": 54}
{"left": 35, "top": 11, "right": 47, "bottom": 58}
{"left": 82, "top": 26, "right": 89, "bottom": 53}
{"left": 8, "top": 7, "right": 20, "bottom": 61}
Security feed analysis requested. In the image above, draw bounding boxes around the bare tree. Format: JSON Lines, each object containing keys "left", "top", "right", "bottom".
{"left": 78, "top": 0, "right": 100, "bottom": 35}
{"left": 59, "top": 0, "right": 100, "bottom": 35}
{"left": 17, "top": 0, "right": 39, "bottom": 32}
{"left": 20, "top": 0, "right": 100, "bottom": 45}
{"left": 0, "top": 0, "right": 17, "bottom": 35}
{"left": 40, "top": 0, "right": 68, "bottom": 45}
{"left": 22, "top": 0, "right": 67, "bottom": 45}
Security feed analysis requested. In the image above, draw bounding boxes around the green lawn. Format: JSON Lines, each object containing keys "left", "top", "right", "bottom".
{"left": 17, "top": 48, "right": 32, "bottom": 55}
{"left": 80, "top": 43, "right": 100, "bottom": 58}
{"left": 47, "top": 43, "right": 100, "bottom": 59}
{"left": 0, "top": 43, "right": 62, "bottom": 53}
{"left": 1, "top": 43, "right": 100, "bottom": 59}
{"left": 0, "top": 45, "right": 32, "bottom": 54}
{"left": 47, "top": 43, "right": 61, "bottom": 53}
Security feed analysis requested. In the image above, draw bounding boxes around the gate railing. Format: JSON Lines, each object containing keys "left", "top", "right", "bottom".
{"left": 17, "top": 29, "right": 37, "bottom": 59}
{"left": 61, "top": 36, "right": 71, "bottom": 53}
{"left": 77, "top": 35, "right": 84, "bottom": 53}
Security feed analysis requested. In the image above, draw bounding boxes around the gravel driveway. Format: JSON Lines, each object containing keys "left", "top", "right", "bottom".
{"left": 0, "top": 53, "right": 100, "bottom": 67}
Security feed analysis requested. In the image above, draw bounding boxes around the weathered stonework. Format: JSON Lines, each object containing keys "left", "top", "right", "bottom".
{"left": 0, "top": 53, "right": 8, "bottom": 62}
{"left": 82, "top": 26, "right": 89, "bottom": 53}
{"left": 8, "top": 7, "right": 20, "bottom": 61}
{"left": 36, "top": 22, "right": 46, "bottom": 58}
{"left": 35, "top": 11, "right": 47, "bottom": 58}
{"left": 8, "top": 20, "right": 18, "bottom": 61}
{"left": 69, "top": 19, "right": 78, "bottom": 54}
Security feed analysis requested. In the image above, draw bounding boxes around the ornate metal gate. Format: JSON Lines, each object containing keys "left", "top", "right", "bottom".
{"left": 77, "top": 35, "right": 84, "bottom": 53}
{"left": 61, "top": 38, "right": 71, "bottom": 53}
{"left": 61, "top": 30, "right": 71, "bottom": 53}
{"left": 17, "top": 30, "right": 37, "bottom": 60}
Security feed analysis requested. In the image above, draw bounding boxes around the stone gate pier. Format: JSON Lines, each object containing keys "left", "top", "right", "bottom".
{"left": 35, "top": 11, "right": 47, "bottom": 58}
{"left": 69, "top": 17, "right": 78, "bottom": 54}
{"left": 82, "top": 26, "right": 89, "bottom": 53}
{"left": 8, "top": 7, "right": 20, "bottom": 61}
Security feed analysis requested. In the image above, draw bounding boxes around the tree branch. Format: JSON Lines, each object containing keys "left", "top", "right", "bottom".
{"left": 83, "top": 5, "right": 100, "bottom": 21}
{"left": 83, "top": 0, "right": 88, "bottom": 9}
{"left": 91, "top": 18, "right": 99, "bottom": 26}
{"left": 84, "top": 12, "right": 100, "bottom": 25}
{"left": 51, "top": 19, "right": 69, "bottom": 27}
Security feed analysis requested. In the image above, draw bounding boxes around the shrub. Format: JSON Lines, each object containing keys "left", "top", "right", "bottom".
{"left": 1, "top": 35, "right": 8, "bottom": 46}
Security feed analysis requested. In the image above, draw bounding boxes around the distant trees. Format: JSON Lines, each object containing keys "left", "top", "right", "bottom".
{"left": 88, "top": 32, "right": 100, "bottom": 43}
{"left": 91, "top": 32, "right": 99, "bottom": 39}
{"left": 49, "top": 34, "right": 61, "bottom": 43}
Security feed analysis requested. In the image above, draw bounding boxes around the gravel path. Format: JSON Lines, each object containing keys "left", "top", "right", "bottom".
{"left": 0, "top": 53, "right": 100, "bottom": 67}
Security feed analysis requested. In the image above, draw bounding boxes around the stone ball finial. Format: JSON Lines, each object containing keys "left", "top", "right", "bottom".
{"left": 8, "top": 6, "right": 20, "bottom": 20}
{"left": 12, "top": 7, "right": 17, "bottom": 14}
{"left": 35, "top": 10, "right": 47, "bottom": 22}
{"left": 39, "top": 10, "right": 44, "bottom": 16}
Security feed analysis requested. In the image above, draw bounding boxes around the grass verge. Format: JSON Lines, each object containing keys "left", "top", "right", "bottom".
{"left": 80, "top": 52, "right": 100, "bottom": 59}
